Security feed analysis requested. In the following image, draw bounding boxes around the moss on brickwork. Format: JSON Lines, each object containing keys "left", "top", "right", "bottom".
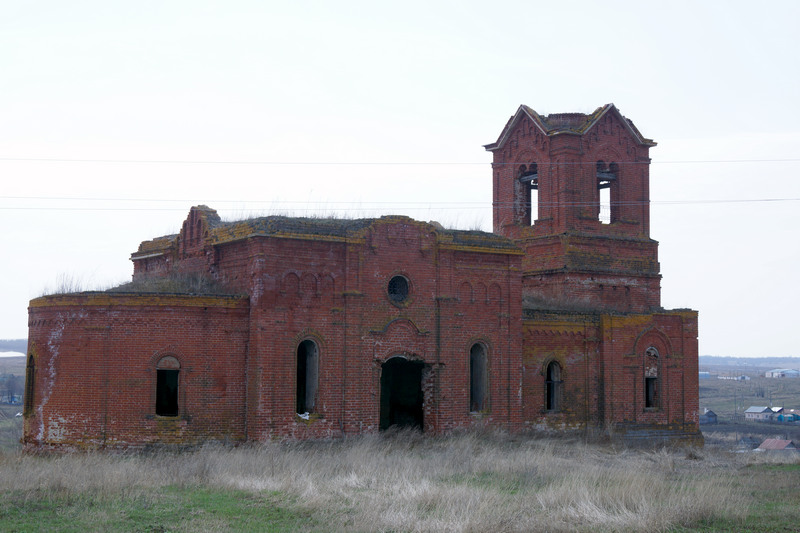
{"left": 438, "top": 229, "right": 521, "bottom": 254}
{"left": 29, "top": 292, "right": 248, "bottom": 309}
{"left": 131, "top": 234, "right": 177, "bottom": 257}
{"left": 518, "top": 103, "right": 655, "bottom": 144}
{"left": 210, "top": 215, "right": 375, "bottom": 244}
{"left": 191, "top": 213, "right": 519, "bottom": 252}
{"left": 132, "top": 211, "right": 522, "bottom": 263}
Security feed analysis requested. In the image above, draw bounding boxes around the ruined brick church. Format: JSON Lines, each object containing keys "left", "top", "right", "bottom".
{"left": 24, "top": 104, "right": 701, "bottom": 450}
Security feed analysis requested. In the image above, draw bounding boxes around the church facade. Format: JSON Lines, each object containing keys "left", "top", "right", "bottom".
{"left": 24, "top": 104, "right": 701, "bottom": 450}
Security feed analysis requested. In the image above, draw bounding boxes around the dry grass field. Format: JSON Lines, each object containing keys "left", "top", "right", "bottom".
{"left": 0, "top": 430, "right": 798, "bottom": 532}
{"left": 2, "top": 354, "right": 799, "bottom": 531}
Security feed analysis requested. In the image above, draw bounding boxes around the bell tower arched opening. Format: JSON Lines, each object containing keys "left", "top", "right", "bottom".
{"left": 484, "top": 104, "right": 661, "bottom": 313}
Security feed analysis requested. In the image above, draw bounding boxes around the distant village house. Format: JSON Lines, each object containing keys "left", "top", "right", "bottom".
{"left": 756, "top": 439, "right": 797, "bottom": 452}
{"left": 744, "top": 406, "right": 774, "bottom": 422}
{"left": 765, "top": 369, "right": 800, "bottom": 378}
{"left": 699, "top": 409, "right": 717, "bottom": 425}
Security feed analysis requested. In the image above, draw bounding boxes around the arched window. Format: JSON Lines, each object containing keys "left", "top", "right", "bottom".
{"left": 387, "top": 275, "right": 410, "bottom": 304}
{"left": 644, "top": 347, "right": 659, "bottom": 408}
{"left": 296, "top": 340, "right": 319, "bottom": 414}
{"left": 596, "top": 160, "right": 618, "bottom": 224}
{"left": 156, "top": 356, "right": 180, "bottom": 417}
{"left": 545, "top": 361, "right": 562, "bottom": 411}
{"left": 518, "top": 163, "right": 539, "bottom": 226}
{"left": 24, "top": 353, "right": 35, "bottom": 416}
{"left": 469, "top": 343, "right": 487, "bottom": 412}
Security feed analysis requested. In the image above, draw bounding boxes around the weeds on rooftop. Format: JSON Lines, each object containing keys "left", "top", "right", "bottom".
{"left": 38, "top": 272, "right": 96, "bottom": 296}
{"left": 107, "top": 273, "right": 243, "bottom": 296}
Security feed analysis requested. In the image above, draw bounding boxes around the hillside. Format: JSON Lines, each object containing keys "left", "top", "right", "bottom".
{"left": 700, "top": 355, "right": 800, "bottom": 374}
{"left": 0, "top": 339, "right": 26, "bottom": 354}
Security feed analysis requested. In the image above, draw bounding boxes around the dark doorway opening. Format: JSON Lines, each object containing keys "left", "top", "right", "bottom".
{"left": 380, "top": 357, "right": 424, "bottom": 431}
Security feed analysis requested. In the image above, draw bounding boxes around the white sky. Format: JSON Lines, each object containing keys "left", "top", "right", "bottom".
{"left": 1, "top": 1, "right": 798, "bottom": 358}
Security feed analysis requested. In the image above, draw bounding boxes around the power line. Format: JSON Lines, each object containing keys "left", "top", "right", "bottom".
{"left": 3, "top": 195, "right": 800, "bottom": 204}
{"left": 1, "top": 197, "right": 799, "bottom": 212}
{"left": 2, "top": 196, "right": 486, "bottom": 204}
{"left": 0, "top": 157, "right": 798, "bottom": 165}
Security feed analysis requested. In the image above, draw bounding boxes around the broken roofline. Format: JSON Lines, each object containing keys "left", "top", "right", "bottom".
{"left": 483, "top": 103, "right": 657, "bottom": 152}
{"left": 130, "top": 210, "right": 522, "bottom": 261}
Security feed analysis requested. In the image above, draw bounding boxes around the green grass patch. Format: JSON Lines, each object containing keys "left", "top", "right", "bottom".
{"left": 0, "top": 486, "right": 316, "bottom": 532}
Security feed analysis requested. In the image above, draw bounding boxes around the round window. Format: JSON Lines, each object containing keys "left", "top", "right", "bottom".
{"left": 387, "top": 275, "right": 410, "bottom": 304}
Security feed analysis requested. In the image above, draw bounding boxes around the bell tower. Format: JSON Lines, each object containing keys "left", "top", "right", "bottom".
{"left": 485, "top": 104, "right": 661, "bottom": 313}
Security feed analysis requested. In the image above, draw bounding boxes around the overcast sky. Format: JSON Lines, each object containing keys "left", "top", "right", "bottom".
{"left": 1, "top": 1, "right": 798, "bottom": 358}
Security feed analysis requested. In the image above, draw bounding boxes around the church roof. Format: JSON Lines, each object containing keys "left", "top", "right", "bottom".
{"left": 483, "top": 103, "right": 656, "bottom": 152}
{"left": 210, "top": 215, "right": 520, "bottom": 252}
{"left": 210, "top": 215, "right": 375, "bottom": 243}
{"left": 132, "top": 211, "right": 520, "bottom": 260}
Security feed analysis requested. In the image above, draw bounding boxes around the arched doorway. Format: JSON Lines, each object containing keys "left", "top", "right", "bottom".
{"left": 380, "top": 357, "right": 424, "bottom": 431}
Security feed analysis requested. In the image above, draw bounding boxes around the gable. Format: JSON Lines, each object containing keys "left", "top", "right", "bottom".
{"left": 484, "top": 103, "right": 655, "bottom": 153}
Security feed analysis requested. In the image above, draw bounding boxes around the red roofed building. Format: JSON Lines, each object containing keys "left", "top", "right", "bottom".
{"left": 757, "top": 439, "right": 797, "bottom": 451}
{"left": 23, "top": 105, "right": 701, "bottom": 450}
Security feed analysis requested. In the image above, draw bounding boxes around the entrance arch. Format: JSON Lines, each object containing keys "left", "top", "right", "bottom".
{"left": 379, "top": 356, "right": 424, "bottom": 431}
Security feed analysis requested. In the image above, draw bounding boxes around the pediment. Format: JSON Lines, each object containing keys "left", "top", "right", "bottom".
{"left": 484, "top": 104, "right": 656, "bottom": 153}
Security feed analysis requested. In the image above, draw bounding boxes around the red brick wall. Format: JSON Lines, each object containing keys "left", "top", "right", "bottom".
{"left": 521, "top": 310, "right": 700, "bottom": 441}
{"left": 26, "top": 218, "right": 525, "bottom": 448}
{"left": 488, "top": 107, "right": 661, "bottom": 314}
{"left": 26, "top": 211, "right": 700, "bottom": 449}
{"left": 237, "top": 218, "right": 524, "bottom": 439}
{"left": 26, "top": 106, "right": 702, "bottom": 449}
{"left": 25, "top": 294, "right": 250, "bottom": 450}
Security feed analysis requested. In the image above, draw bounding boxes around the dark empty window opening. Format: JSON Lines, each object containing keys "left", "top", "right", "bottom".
{"left": 296, "top": 339, "right": 319, "bottom": 414}
{"left": 596, "top": 160, "right": 618, "bottom": 224}
{"left": 156, "top": 369, "right": 179, "bottom": 416}
{"left": 644, "top": 346, "right": 659, "bottom": 409}
{"left": 380, "top": 357, "right": 424, "bottom": 431}
{"left": 545, "top": 361, "right": 562, "bottom": 411}
{"left": 518, "top": 163, "right": 538, "bottom": 225}
{"left": 645, "top": 377, "right": 658, "bottom": 408}
{"left": 388, "top": 275, "right": 410, "bottom": 304}
{"left": 23, "top": 353, "right": 35, "bottom": 416}
{"left": 469, "top": 343, "right": 487, "bottom": 412}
